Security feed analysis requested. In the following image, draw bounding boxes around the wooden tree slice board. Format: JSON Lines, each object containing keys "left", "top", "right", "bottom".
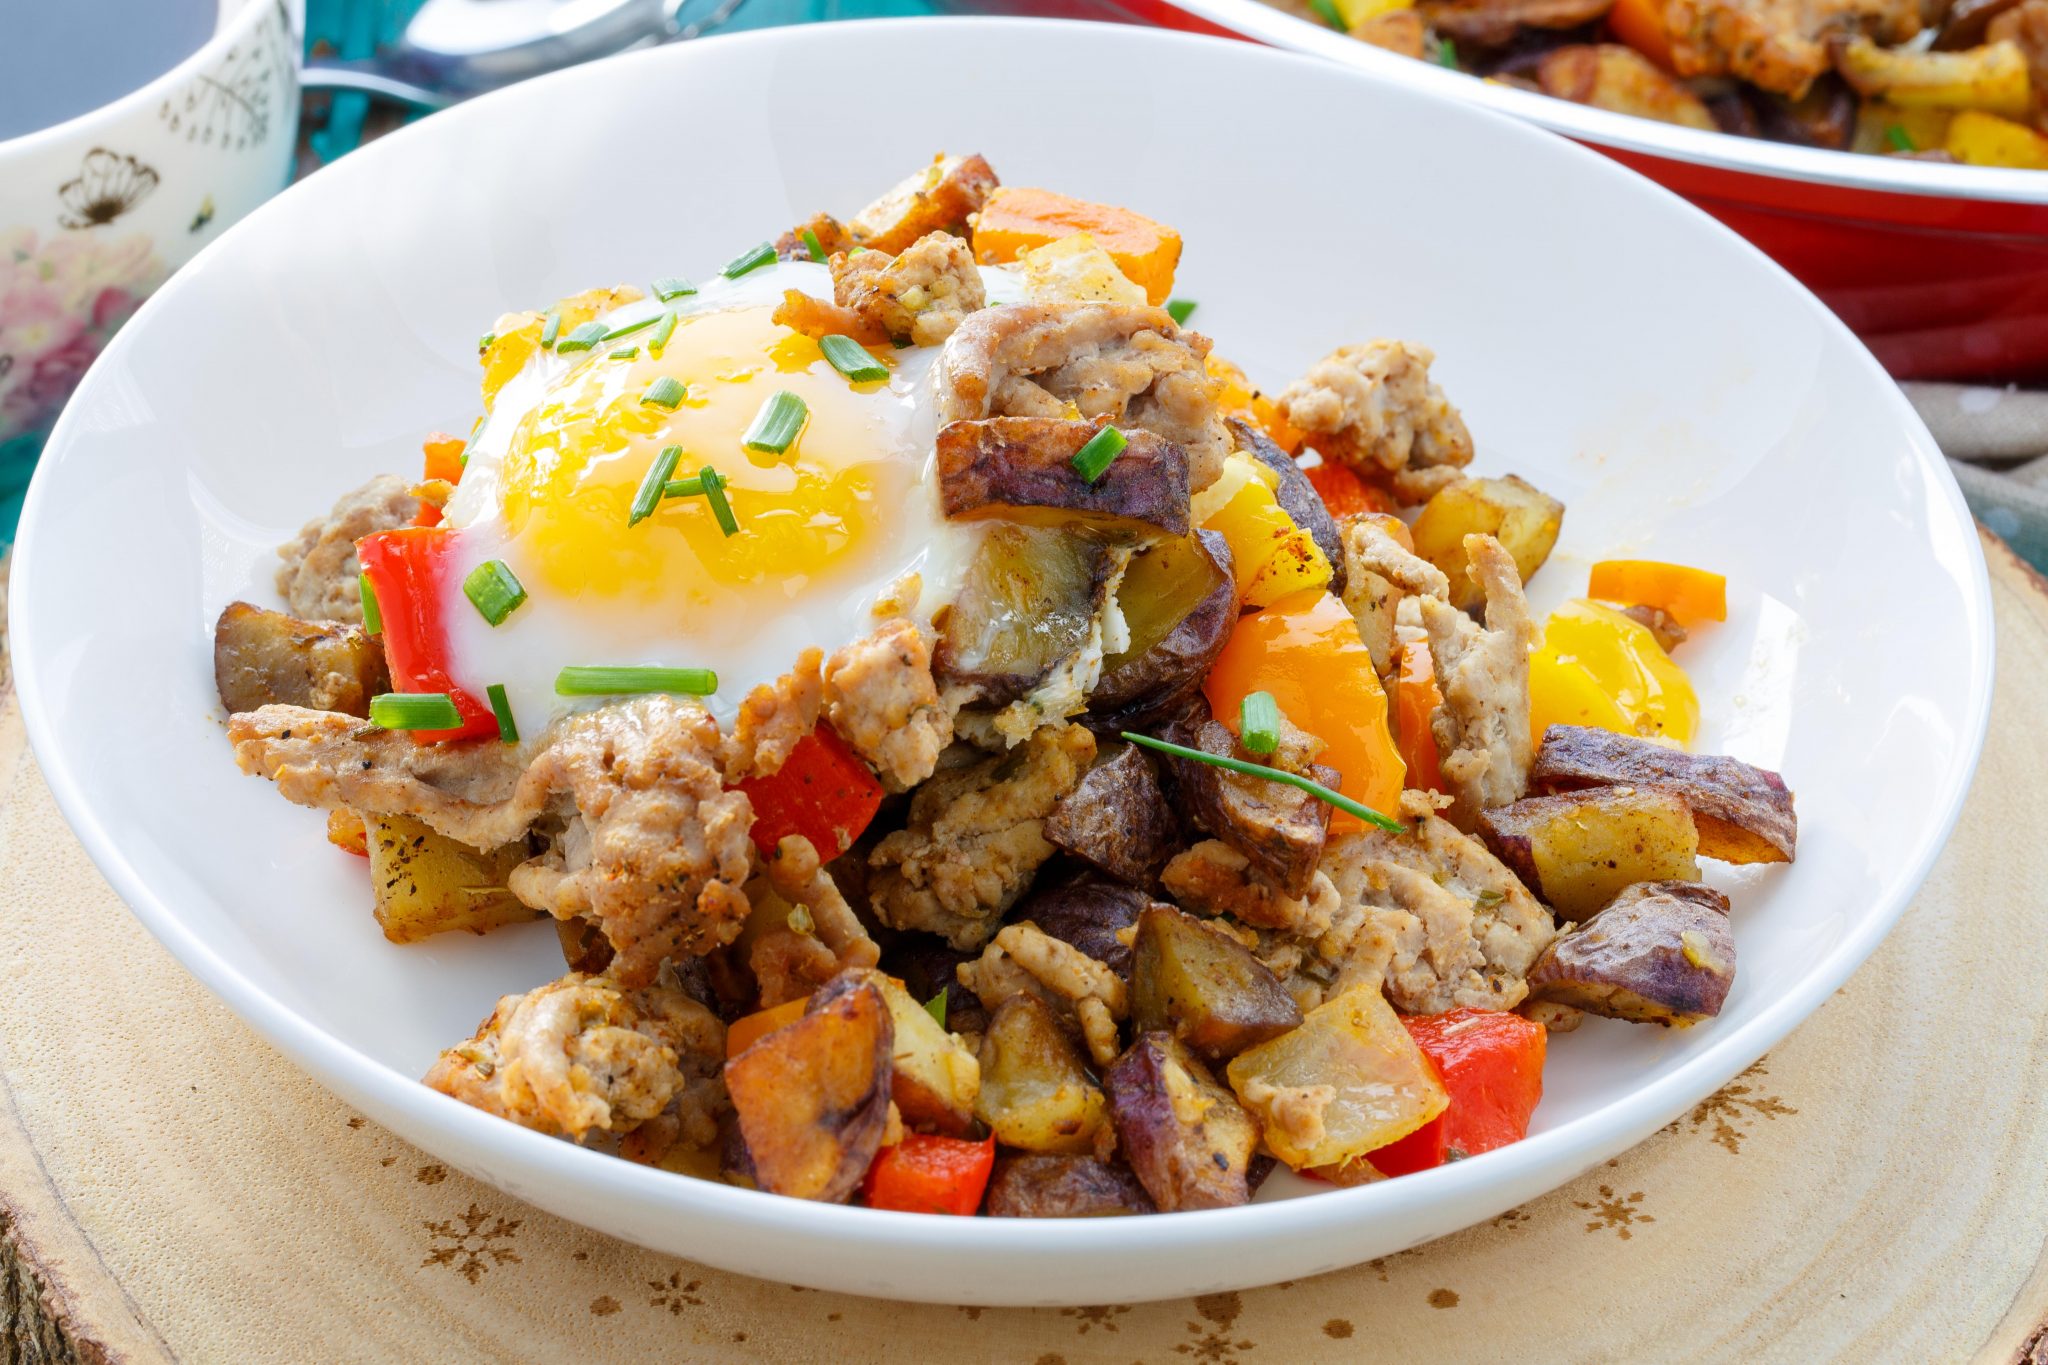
{"left": 1, "top": 529, "right": 2044, "bottom": 1364}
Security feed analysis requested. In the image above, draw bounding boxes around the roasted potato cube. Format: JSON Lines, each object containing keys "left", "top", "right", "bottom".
{"left": 213, "top": 601, "right": 388, "bottom": 717}
{"left": 1089, "top": 530, "right": 1236, "bottom": 728}
{"left": 1835, "top": 36, "right": 2032, "bottom": 117}
{"left": 984, "top": 1153, "right": 1158, "bottom": 1217}
{"left": 937, "top": 417, "right": 1190, "bottom": 537}
{"left": 1537, "top": 45, "right": 1719, "bottom": 130}
{"left": 1133, "top": 905, "right": 1302, "bottom": 1061}
{"left": 1104, "top": 1032, "right": 1260, "bottom": 1211}
{"left": 1477, "top": 788, "right": 1701, "bottom": 919}
{"left": 1410, "top": 475, "right": 1564, "bottom": 611}
{"left": 1044, "top": 742, "right": 1179, "bottom": 884}
{"left": 1226, "top": 982, "right": 1447, "bottom": 1170}
{"left": 1014, "top": 234, "right": 1150, "bottom": 306}
{"left": 1530, "top": 725, "right": 1797, "bottom": 864}
{"left": 365, "top": 814, "right": 533, "bottom": 944}
{"left": 873, "top": 973, "right": 980, "bottom": 1136}
{"left": 1527, "top": 880, "right": 1736, "bottom": 1025}
{"left": 935, "top": 524, "right": 1119, "bottom": 703}
{"left": 1015, "top": 878, "right": 1151, "bottom": 976}
{"left": 1165, "top": 717, "right": 1334, "bottom": 898}
{"left": 1229, "top": 417, "right": 1347, "bottom": 594}
{"left": 727, "top": 973, "right": 895, "bottom": 1202}
{"left": 974, "top": 993, "right": 1109, "bottom": 1155}
{"left": 848, "top": 152, "right": 998, "bottom": 254}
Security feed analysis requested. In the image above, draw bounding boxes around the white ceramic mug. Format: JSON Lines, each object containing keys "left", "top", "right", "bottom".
{"left": 0, "top": 0, "right": 303, "bottom": 447}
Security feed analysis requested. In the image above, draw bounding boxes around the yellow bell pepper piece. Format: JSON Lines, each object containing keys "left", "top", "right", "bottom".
{"left": 1193, "top": 453, "right": 1332, "bottom": 608}
{"left": 1529, "top": 599, "right": 1698, "bottom": 748}
{"left": 1945, "top": 109, "right": 2048, "bottom": 169}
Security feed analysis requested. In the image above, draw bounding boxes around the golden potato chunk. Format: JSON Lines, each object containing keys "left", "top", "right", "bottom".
{"left": 727, "top": 973, "right": 895, "bottom": 1203}
{"left": 1530, "top": 725, "right": 1797, "bottom": 864}
{"left": 214, "top": 600, "right": 388, "bottom": 717}
{"left": 365, "top": 814, "right": 534, "bottom": 944}
{"left": 974, "top": 993, "right": 1109, "bottom": 1155}
{"left": 1477, "top": 788, "right": 1702, "bottom": 919}
{"left": 1411, "top": 475, "right": 1565, "bottom": 611}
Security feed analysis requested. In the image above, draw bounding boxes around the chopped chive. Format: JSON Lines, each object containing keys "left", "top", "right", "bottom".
{"left": 653, "top": 276, "right": 696, "bottom": 302}
{"left": 478, "top": 332, "right": 495, "bottom": 353}
{"left": 1121, "top": 731, "right": 1407, "bottom": 833}
{"left": 663, "top": 468, "right": 723, "bottom": 500}
{"left": 1166, "top": 298, "right": 1197, "bottom": 326}
{"left": 358, "top": 573, "right": 382, "bottom": 636}
{"left": 801, "top": 227, "right": 828, "bottom": 263}
{"left": 609, "top": 346, "right": 640, "bottom": 360}
{"left": 369, "top": 692, "right": 464, "bottom": 731}
{"left": 1437, "top": 37, "right": 1459, "bottom": 67}
{"left": 462, "top": 559, "right": 528, "bottom": 626}
{"left": 629, "top": 445, "right": 685, "bottom": 526}
{"left": 555, "top": 666, "right": 717, "bottom": 697}
{"left": 700, "top": 465, "right": 739, "bottom": 535}
{"left": 540, "top": 309, "right": 562, "bottom": 349}
{"left": 601, "top": 313, "right": 658, "bottom": 343}
{"left": 819, "top": 333, "right": 890, "bottom": 384}
{"left": 641, "top": 375, "right": 687, "bottom": 409}
{"left": 648, "top": 308, "right": 678, "bottom": 355}
{"left": 555, "top": 321, "right": 607, "bottom": 353}
{"left": 742, "top": 390, "right": 808, "bottom": 454}
{"left": 721, "top": 241, "right": 776, "bottom": 279}
{"left": 1886, "top": 124, "right": 1915, "bottom": 152}
{"left": 926, "top": 987, "right": 949, "bottom": 1028}
{"left": 1240, "top": 691, "right": 1281, "bottom": 756}
{"left": 486, "top": 683, "right": 519, "bottom": 744}
{"left": 1071, "top": 424, "right": 1127, "bottom": 484}
{"left": 1307, "top": 0, "right": 1344, "bottom": 27}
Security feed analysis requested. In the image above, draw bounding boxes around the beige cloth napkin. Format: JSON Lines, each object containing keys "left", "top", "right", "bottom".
{"left": 1903, "top": 383, "right": 2048, "bottom": 571}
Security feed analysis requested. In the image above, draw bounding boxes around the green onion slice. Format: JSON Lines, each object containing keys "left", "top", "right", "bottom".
{"left": 1166, "top": 298, "right": 1197, "bottom": 326}
{"left": 609, "top": 346, "right": 639, "bottom": 360}
{"left": 701, "top": 465, "right": 739, "bottom": 536}
{"left": 648, "top": 309, "right": 678, "bottom": 355}
{"left": 801, "top": 227, "right": 828, "bottom": 263}
{"left": 554, "top": 321, "right": 607, "bottom": 353}
{"left": 721, "top": 241, "right": 777, "bottom": 279}
{"left": 1121, "top": 731, "right": 1406, "bottom": 833}
{"left": 540, "top": 309, "right": 562, "bottom": 349}
{"left": 1308, "top": 0, "right": 1344, "bottom": 27}
{"left": 358, "top": 573, "right": 383, "bottom": 636}
{"left": 641, "top": 375, "right": 687, "bottom": 409}
{"left": 601, "top": 314, "right": 658, "bottom": 343}
{"left": 1886, "top": 124, "right": 1915, "bottom": 152}
{"left": 478, "top": 332, "right": 495, "bottom": 353}
{"left": 629, "top": 445, "right": 685, "bottom": 527}
{"left": 742, "top": 390, "right": 808, "bottom": 454}
{"left": 1071, "top": 424, "right": 1127, "bottom": 484}
{"left": 462, "top": 559, "right": 528, "bottom": 626}
{"left": 369, "top": 692, "right": 464, "bottom": 731}
{"left": 1438, "top": 36, "right": 1459, "bottom": 67}
{"left": 925, "top": 987, "right": 949, "bottom": 1028}
{"left": 819, "top": 333, "right": 890, "bottom": 384}
{"left": 653, "top": 276, "right": 696, "bottom": 302}
{"left": 486, "top": 683, "right": 519, "bottom": 744}
{"left": 555, "top": 666, "right": 717, "bottom": 697}
{"left": 1240, "top": 691, "right": 1281, "bottom": 756}
{"left": 663, "top": 467, "right": 723, "bottom": 500}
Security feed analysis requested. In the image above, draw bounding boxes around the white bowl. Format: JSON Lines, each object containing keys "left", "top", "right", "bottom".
{"left": 0, "top": 0, "right": 302, "bottom": 447}
{"left": 9, "top": 18, "right": 1992, "bottom": 1306}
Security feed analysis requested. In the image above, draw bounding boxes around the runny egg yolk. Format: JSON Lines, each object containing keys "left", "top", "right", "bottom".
{"left": 494, "top": 305, "right": 907, "bottom": 611}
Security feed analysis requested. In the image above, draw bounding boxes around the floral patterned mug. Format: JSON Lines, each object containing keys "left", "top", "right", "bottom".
{"left": 1, "top": 0, "right": 301, "bottom": 533}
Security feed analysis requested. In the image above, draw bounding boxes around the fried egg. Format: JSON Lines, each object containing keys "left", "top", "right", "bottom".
{"left": 439, "top": 260, "right": 1015, "bottom": 737}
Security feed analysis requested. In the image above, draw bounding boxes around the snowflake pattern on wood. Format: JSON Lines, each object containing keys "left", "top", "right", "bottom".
{"left": 1686, "top": 1060, "right": 1798, "bottom": 1154}
{"left": 420, "top": 1204, "right": 523, "bottom": 1283}
{"left": 1061, "top": 1304, "right": 1131, "bottom": 1334}
{"left": 1574, "top": 1185, "right": 1655, "bottom": 1240}
{"left": 648, "top": 1271, "right": 705, "bottom": 1315}
{"left": 158, "top": 0, "right": 293, "bottom": 150}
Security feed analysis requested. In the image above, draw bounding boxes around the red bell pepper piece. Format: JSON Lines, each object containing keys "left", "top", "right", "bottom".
{"left": 1366, "top": 1008, "right": 1546, "bottom": 1177}
{"left": 355, "top": 528, "right": 499, "bottom": 745}
{"left": 734, "top": 722, "right": 883, "bottom": 858}
{"left": 861, "top": 1134, "right": 996, "bottom": 1216}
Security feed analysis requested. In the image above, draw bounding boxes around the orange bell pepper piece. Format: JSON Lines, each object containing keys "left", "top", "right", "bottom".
{"left": 861, "top": 1133, "right": 997, "bottom": 1216}
{"left": 1366, "top": 1008, "right": 1546, "bottom": 1177}
{"left": 1607, "top": 0, "right": 1677, "bottom": 71}
{"left": 1202, "top": 590, "right": 1405, "bottom": 831}
{"left": 1587, "top": 559, "right": 1726, "bottom": 626}
{"left": 1304, "top": 460, "right": 1398, "bottom": 520}
{"left": 422, "top": 433, "right": 466, "bottom": 486}
{"left": 971, "top": 187, "right": 1182, "bottom": 305}
{"left": 725, "top": 997, "right": 807, "bottom": 1059}
{"left": 1393, "top": 639, "right": 1447, "bottom": 797}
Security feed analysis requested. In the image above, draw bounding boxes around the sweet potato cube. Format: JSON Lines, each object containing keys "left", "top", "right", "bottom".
{"left": 972, "top": 187, "right": 1182, "bottom": 305}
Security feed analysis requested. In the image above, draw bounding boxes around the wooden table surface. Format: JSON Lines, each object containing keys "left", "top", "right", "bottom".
{"left": 0, "top": 532, "right": 2044, "bottom": 1364}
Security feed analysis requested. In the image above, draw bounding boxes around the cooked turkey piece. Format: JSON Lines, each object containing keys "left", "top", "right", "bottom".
{"left": 831, "top": 231, "right": 987, "bottom": 347}
{"left": 1420, "top": 533, "right": 1539, "bottom": 830}
{"left": 274, "top": 474, "right": 419, "bottom": 624}
{"left": 934, "top": 302, "right": 1231, "bottom": 492}
{"left": 1276, "top": 340, "right": 1474, "bottom": 481}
